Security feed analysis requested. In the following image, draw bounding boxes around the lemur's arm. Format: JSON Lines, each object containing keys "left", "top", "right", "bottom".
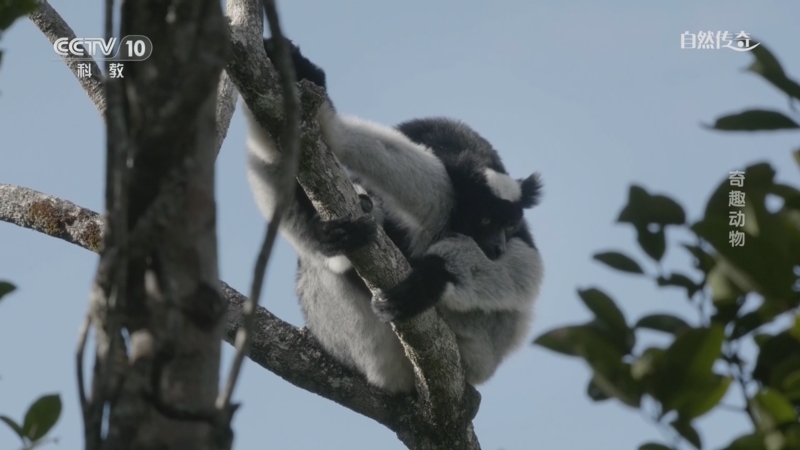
{"left": 244, "top": 105, "right": 376, "bottom": 273}
{"left": 264, "top": 38, "right": 455, "bottom": 238}
{"left": 372, "top": 233, "right": 543, "bottom": 322}
{"left": 315, "top": 102, "right": 455, "bottom": 236}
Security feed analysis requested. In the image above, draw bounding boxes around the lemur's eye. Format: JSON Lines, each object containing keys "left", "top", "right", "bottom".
{"left": 481, "top": 218, "right": 491, "bottom": 226}
{"left": 359, "top": 195, "right": 373, "bottom": 213}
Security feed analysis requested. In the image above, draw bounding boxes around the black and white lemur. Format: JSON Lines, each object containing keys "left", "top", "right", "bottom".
{"left": 244, "top": 38, "right": 544, "bottom": 393}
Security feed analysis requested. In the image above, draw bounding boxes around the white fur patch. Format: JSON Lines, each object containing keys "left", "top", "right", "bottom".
{"left": 443, "top": 282, "right": 457, "bottom": 300}
{"left": 484, "top": 168, "right": 521, "bottom": 202}
{"left": 325, "top": 255, "right": 352, "bottom": 274}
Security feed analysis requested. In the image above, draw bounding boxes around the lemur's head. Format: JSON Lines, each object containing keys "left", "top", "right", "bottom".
{"left": 394, "top": 117, "right": 543, "bottom": 260}
{"left": 449, "top": 167, "right": 542, "bottom": 260}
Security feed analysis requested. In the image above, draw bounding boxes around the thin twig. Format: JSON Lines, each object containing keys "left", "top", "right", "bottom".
{"left": 216, "top": 0, "right": 301, "bottom": 411}
{"left": 76, "top": 314, "right": 92, "bottom": 414}
{"left": 216, "top": 72, "right": 239, "bottom": 154}
{"left": 723, "top": 349, "right": 758, "bottom": 426}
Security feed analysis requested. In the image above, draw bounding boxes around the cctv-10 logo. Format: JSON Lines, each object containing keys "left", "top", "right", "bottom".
{"left": 53, "top": 35, "right": 153, "bottom": 61}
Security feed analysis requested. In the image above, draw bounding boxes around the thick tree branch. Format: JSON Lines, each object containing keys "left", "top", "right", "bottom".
{"left": 0, "top": 184, "right": 104, "bottom": 251}
{"left": 0, "top": 183, "right": 409, "bottom": 430}
{"left": 28, "top": 0, "right": 106, "bottom": 117}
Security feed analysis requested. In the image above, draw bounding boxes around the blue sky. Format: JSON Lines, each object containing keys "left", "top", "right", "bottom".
{"left": 1, "top": 1, "right": 799, "bottom": 449}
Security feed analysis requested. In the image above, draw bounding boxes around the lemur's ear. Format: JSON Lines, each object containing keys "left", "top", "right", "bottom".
{"left": 519, "top": 173, "right": 543, "bottom": 209}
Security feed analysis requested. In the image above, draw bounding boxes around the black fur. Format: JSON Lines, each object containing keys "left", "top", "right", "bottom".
{"left": 397, "top": 118, "right": 507, "bottom": 173}
{"left": 396, "top": 118, "right": 541, "bottom": 260}
{"left": 519, "top": 174, "right": 543, "bottom": 209}
{"left": 263, "top": 37, "right": 327, "bottom": 89}
{"left": 372, "top": 255, "right": 457, "bottom": 322}
{"left": 312, "top": 215, "right": 377, "bottom": 257}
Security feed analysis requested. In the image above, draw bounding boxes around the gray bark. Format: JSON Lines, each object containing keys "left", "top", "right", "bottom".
{"left": 81, "top": 0, "right": 231, "bottom": 449}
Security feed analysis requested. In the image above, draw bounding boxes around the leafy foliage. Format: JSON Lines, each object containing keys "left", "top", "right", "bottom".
{"left": 1, "top": 393, "right": 62, "bottom": 449}
{"left": 534, "top": 42, "right": 800, "bottom": 450}
{"left": 0, "top": 284, "right": 61, "bottom": 449}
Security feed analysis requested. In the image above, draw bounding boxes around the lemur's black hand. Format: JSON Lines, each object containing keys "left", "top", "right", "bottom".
{"left": 371, "top": 255, "right": 456, "bottom": 322}
{"left": 314, "top": 215, "right": 377, "bottom": 256}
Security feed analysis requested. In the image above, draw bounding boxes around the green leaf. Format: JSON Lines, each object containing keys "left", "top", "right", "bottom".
{"left": 706, "top": 109, "right": 800, "bottom": 131}
{"left": 0, "top": 415, "right": 24, "bottom": 440}
{"left": 785, "top": 425, "right": 800, "bottom": 449}
{"left": 681, "top": 244, "right": 716, "bottom": 274}
{"left": 740, "top": 303, "right": 785, "bottom": 341}
{"left": 639, "top": 444, "right": 673, "bottom": 450}
{"left": 665, "top": 326, "right": 725, "bottom": 382}
{"left": 580, "top": 346, "right": 642, "bottom": 408}
{"left": 770, "top": 355, "right": 800, "bottom": 392}
{"left": 578, "top": 288, "right": 628, "bottom": 331}
{"left": 720, "top": 433, "right": 767, "bottom": 450}
{"left": 747, "top": 42, "right": 786, "bottom": 76}
{"left": 618, "top": 185, "right": 686, "bottom": 227}
{"left": 794, "top": 149, "right": 800, "bottom": 171}
{"left": 534, "top": 320, "right": 634, "bottom": 358}
{"left": 631, "top": 347, "right": 665, "bottom": 380}
{"left": 635, "top": 314, "right": 690, "bottom": 335}
{"left": 786, "top": 315, "right": 800, "bottom": 341}
{"left": 645, "top": 328, "right": 728, "bottom": 419}
{"left": 536, "top": 322, "right": 642, "bottom": 406}
{"left": 694, "top": 216, "right": 796, "bottom": 301}
{"left": 670, "top": 419, "right": 701, "bottom": 449}
{"left": 768, "top": 183, "right": 800, "bottom": 211}
{"left": 792, "top": 315, "right": 800, "bottom": 341}
{"left": 711, "top": 302, "right": 744, "bottom": 327}
{"left": 676, "top": 375, "right": 733, "bottom": 420}
{"left": 753, "top": 333, "right": 772, "bottom": 348}
{"left": 0, "top": 281, "right": 15, "bottom": 301}
{"left": 706, "top": 264, "right": 745, "bottom": 304}
{"left": 754, "top": 332, "right": 800, "bottom": 387}
{"left": 593, "top": 251, "right": 644, "bottom": 274}
{"left": 587, "top": 377, "right": 611, "bottom": 402}
{"left": 0, "top": 0, "right": 40, "bottom": 31}
{"left": 587, "top": 319, "right": 636, "bottom": 355}
{"left": 782, "top": 369, "right": 800, "bottom": 392}
{"left": 636, "top": 223, "right": 666, "bottom": 262}
{"left": 752, "top": 388, "right": 798, "bottom": 430}
{"left": 537, "top": 323, "right": 642, "bottom": 406}
{"left": 21, "top": 393, "right": 61, "bottom": 441}
{"left": 745, "top": 43, "right": 800, "bottom": 102}
{"left": 656, "top": 273, "right": 701, "bottom": 299}
{"left": 731, "top": 311, "right": 765, "bottom": 339}
{"left": 533, "top": 325, "right": 587, "bottom": 356}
